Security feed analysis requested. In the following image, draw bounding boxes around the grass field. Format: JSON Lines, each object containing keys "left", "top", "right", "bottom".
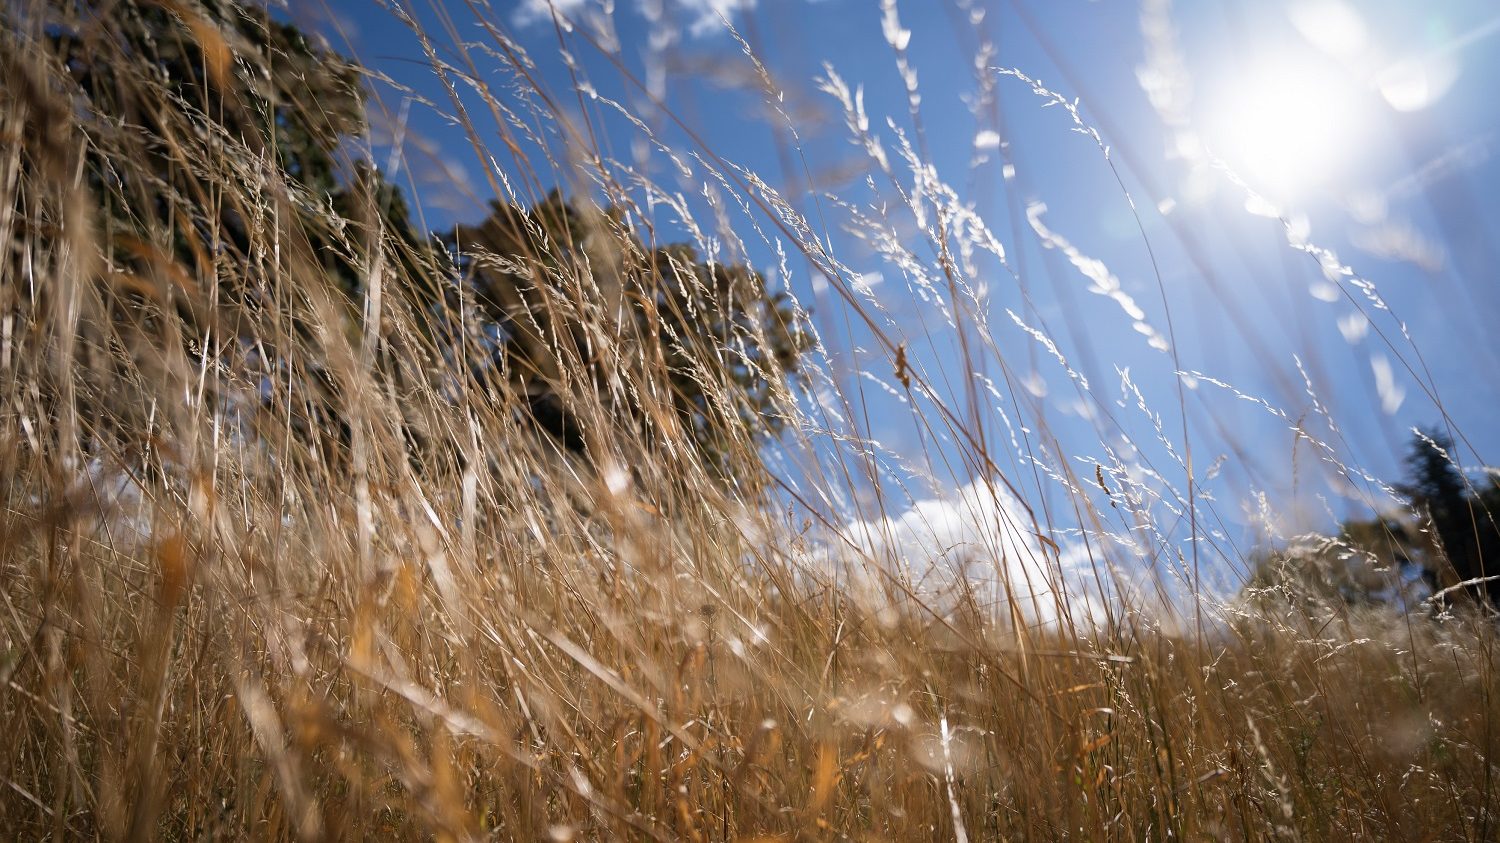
{"left": 2, "top": 1, "right": 1497, "bottom": 839}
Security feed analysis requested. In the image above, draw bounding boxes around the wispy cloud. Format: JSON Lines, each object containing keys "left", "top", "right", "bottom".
{"left": 1371, "top": 354, "right": 1406, "bottom": 415}
{"left": 514, "top": 0, "right": 591, "bottom": 27}
{"left": 516, "top": 0, "right": 755, "bottom": 37}
{"left": 677, "top": 0, "right": 756, "bottom": 37}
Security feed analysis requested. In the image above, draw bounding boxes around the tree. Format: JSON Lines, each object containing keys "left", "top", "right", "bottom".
{"left": 447, "top": 192, "right": 810, "bottom": 481}
{"left": 1242, "top": 521, "right": 1427, "bottom": 614}
{"left": 46, "top": 0, "right": 380, "bottom": 272}
{"left": 24, "top": 0, "right": 430, "bottom": 468}
{"left": 1397, "top": 430, "right": 1500, "bottom": 610}
{"left": 1243, "top": 429, "right": 1500, "bottom": 616}
{"left": 19, "top": 1, "right": 807, "bottom": 482}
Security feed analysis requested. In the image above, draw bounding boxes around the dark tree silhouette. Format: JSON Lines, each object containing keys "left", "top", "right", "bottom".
{"left": 26, "top": 0, "right": 438, "bottom": 469}
{"left": 21, "top": 2, "right": 807, "bottom": 481}
{"left": 46, "top": 0, "right": 380, "bottom": 272}
{"left": 447, "top": 192, "right": 810, "bottom": 480}
{"left": 1397, "top": 430, "right": 1500, "bottom": 610}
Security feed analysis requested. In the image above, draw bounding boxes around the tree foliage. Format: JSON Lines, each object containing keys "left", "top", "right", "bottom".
{"left": 46, "top": 0, "right": 381, "bottom": 268}
{"left": 1246, "top": 429, "right": 1500, "bottom": 614}
{"left": 1397, "top": 430, "right": 1500, "bottom": 609}
{"left": 447, "top": 192, "right": 811, "bottom": 480}
{"left": 16, "top": 0, "right": 424, "bottom": 465}
{"left": 1243, "top": 522, "right": 1426, "bottom": 613}
{"left": 19, "top": 1, "right": 808, "bottom": 479}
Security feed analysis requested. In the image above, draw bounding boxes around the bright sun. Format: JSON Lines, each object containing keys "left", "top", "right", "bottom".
{"left": 1207, "top": 55, "right": 1371, "bottom": 202}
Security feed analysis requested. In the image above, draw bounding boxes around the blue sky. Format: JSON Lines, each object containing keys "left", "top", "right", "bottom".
{"left": 308, "top": 0, "right": 1500, "bottom": 588}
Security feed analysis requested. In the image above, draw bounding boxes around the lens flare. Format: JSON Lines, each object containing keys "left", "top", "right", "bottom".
{"left": 1207, "top": 54, "right": 1371, "bottom": 201}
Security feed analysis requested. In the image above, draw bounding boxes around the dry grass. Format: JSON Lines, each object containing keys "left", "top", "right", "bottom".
{"left": 1, "top": 1, "right": 1497, "bottom": 839}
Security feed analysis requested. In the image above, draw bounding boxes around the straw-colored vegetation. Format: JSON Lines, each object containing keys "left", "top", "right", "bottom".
{"left": 2, "top": 1, "right": 1496, "bottom": 839}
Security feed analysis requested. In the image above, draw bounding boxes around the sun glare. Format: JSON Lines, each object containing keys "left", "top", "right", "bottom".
{"left": 1207, "top": 55, "right": 1370, "bottom": 202}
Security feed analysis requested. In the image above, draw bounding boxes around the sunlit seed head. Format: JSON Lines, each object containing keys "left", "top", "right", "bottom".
{"left": 603, "top": 464, "right": 631, "bottom": 495}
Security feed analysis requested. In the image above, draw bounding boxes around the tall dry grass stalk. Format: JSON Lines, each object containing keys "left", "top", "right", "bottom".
{"left": 1, "top": 0, "right": 1496, "bottom": 839}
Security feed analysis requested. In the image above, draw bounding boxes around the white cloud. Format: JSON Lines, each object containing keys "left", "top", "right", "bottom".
{"left": 973, "top": 129, "right": 1001, "bottom": 151}
{"left": 678, "top": 0, "right": 756, "bottom": 37}
{"left": 826, "top": 478, "right": 1165, "bottom": 631}
{"left": 515, "top": 0, "right": 591, "bottom": 27}
{"left": 516, "top": 0, "right": 756, "bottom": 38}
{"left": 1371, "top": 354, "right": 1406, "bottom": 415}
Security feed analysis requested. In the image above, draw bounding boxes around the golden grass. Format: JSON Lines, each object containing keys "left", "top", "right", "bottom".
{"left": 1, "top": 1, "right": 1496, "bottom": 839}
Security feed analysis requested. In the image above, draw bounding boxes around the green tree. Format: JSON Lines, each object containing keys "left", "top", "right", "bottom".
{"left": 25, "top": 0, "right": 430, "bottom": 466}
{"left": 1397, "top": 430, "right": 1500, "bottom": 609}
{"left": 1242, "top": 520, "right": 1425, "bottom": 613}
{"left": 22, "top": 1, "right": 806, "bottom": 480}
{"left": 1243, "top": 430, "right": 1500, "bottom": 616}
{"left": 447, "top": 192, "right": 810, "bottom": 481}
{"left": 45, "top": 0, "right": 435, "bottom": 302}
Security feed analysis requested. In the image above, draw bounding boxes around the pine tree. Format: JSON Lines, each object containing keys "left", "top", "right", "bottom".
{"left": 1398, "top": 430, "right": 1500, "bottom": 609}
